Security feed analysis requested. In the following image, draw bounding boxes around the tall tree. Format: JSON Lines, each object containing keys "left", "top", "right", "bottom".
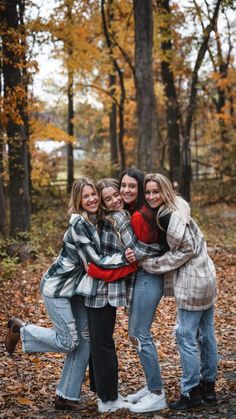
{"left": 196, "top": 1, "right": 233, "bottom": 175}
{"left": 156, "top": 0, "right": 181, "bottom": 185}
{"left": 0, "top": 35, "right": 6, "bottom": 236}
{"left": 66, "top": 2, "right": 74, "bottom": 194}
{"left": 180, "top": 0, "right": 222, "bottom": 201}
{"left": 1, "top": 0, "right": 30, "bottom": 236}
{"left": 101, "top": 0, "right": 126, "bottom": 172}
{"left": 134, "top": 0, "right": 160, "bottom": 172}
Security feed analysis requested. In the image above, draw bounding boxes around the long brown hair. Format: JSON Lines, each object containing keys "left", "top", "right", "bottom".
{"left": 96, "top": 178, "right": 120, "bottom": 212}
{"left": 96, "top": 178, "right": 129, "bottom": 239}
{"left": 68, "top": 177, "right": 100, "bottom": 221}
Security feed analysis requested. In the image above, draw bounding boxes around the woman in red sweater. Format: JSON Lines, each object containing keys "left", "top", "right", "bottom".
{"left": 88, "top": 170, "right": 167, "bottom": 414}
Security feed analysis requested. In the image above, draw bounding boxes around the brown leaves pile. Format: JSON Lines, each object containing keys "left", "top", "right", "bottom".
{"left": 0, "top": 205, "right": 235, "bottom": 418}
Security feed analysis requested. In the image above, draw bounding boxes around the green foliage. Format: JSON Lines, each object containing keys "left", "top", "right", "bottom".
{"left": 0, "top": 255, "right": 18, "bottom": 280}
{"left": 0, "top": 238, "right": 19, "bottom": 280}
{"left": 0, "top": 191, "right": 68, "bottom": 281}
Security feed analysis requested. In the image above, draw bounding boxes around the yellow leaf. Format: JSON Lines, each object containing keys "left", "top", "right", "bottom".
{"left": 16, "top": 397, "right": 33, "bottom": 406}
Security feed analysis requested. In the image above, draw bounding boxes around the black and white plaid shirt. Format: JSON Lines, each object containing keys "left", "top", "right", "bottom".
{"left": 84, "top": 210, "right": 163, "bottom": 309}
{"left": 84, "top": 212, "right": 137, "bottom": 309}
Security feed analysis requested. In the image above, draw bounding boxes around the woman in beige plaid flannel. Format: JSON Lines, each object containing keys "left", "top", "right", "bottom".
{"left": 141, "top": 173, "right": 218, "bottom": 411}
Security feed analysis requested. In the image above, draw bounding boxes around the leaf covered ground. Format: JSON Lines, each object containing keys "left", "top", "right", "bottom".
{"left": 0, "top": 196, "right": 235, "bottom": 419}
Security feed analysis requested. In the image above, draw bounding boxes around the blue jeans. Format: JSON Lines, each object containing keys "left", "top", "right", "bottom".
{"left": 21, "top": 295, "right": 90, "bottom": 400}
{"left": 128, "top": 268, "right": 164, "bottom": 392}
{"left": 175, "top": 306, "right": 218, "bottom": 396}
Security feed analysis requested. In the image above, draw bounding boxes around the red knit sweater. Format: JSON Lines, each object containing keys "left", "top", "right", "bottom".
{"left": 88, "top": 205, "right": 159, "bottom": 282}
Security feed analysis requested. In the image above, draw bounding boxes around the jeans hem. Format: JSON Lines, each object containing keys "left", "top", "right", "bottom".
{"left": 21, "top": 326, "right": 27, "bottom": 352}
{"left": 56, "top": 389, "right": 80, "bottom": 402}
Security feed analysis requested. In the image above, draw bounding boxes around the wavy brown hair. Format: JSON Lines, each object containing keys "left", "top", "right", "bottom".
{"left": 68, "top": 177, "right": 100, "bottom": 221}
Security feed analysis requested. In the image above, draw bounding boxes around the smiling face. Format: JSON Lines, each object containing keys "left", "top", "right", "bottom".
{"left": 120, "top": 174, "right": 139, "bottom": 207}
{"left": 81, "top": 185, "right": 99, "bottom": 214}
{"left": 102, "top": 186, "right": 124, "bottom": 211}
{"left": 145, "top": 180, "right": 164, "bottom": 209}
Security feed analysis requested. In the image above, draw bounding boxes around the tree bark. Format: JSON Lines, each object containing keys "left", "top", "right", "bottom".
{"left": 109, "top": 73, "right": 119, "bottom": 176}
{"left": 67, "top": 69, "right": 74, "bottom": 194}
{"left": 0, "top": 136, "right": 6, "bottom": 236}
{"left": 66, "top": 4, "right": 74, "bottom": 194}
{"left": 1, "top": 0, "right": 30, "bottom": 236}
{"left": 157, "top": 0, "right": 181, "bottom": 185}
{"left": 0, "top": 33, "right": 6, "bottom": 236}
{"left": 101, "top": 0, "right": 126, "bottom": 172}
{"left": 134, "top": 0, "right": 159, "bottom": 172}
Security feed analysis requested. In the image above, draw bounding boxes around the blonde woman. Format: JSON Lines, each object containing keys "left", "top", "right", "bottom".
{"left": 5, "top": 177, "right": 133, "bottom": 412}
{"left": 141, "top": 173, "right": 218, "bottom": 411}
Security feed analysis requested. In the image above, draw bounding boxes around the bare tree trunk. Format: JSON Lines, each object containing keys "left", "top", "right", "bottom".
{"left": 0, "top": 135, "right": 6, "bottom": 236}
{"left": 19, "top": 0, "right": 32, "bottom": 203}
{"left": 196, "top": 1, "right": 231, "bottom": 176}
{"left": 180, "top": 0, "right": 222, "bottom": 201}
{"left": 66, "top": 4, "right": 74, "bottom": 194}
{"left": 134, "top": 0, "right": 159, "bottom": 172}
{"left": 67, "top": 69, "right": 74, "bottom": 194}
{"left": 101, "top": 0, "right": 126, "bottom": 172}
{"left": 0, "top": 37, "right": 6, "bottom": 236}
{"left": 1, "top": 0, "right": 30, "bottom": 236}
{"left": 157, "top": 0, "right": 181, "bottom": 185}
{"left": 109, "top": 73, "right": 119, "bottom": 176}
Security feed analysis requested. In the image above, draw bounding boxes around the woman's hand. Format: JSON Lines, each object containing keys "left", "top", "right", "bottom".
{"left": 84, "top": 262, "right": 90, "bottom": 273}
{"left": 125, "top": 248, "right": 136, "bottom": 263}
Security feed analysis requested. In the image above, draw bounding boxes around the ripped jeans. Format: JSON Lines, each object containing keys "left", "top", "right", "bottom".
{"left": 21, "top": 295, "right": 90, "bottom": 400}
{"left": 128, "top": 268, "right": 164, "bottom": 392}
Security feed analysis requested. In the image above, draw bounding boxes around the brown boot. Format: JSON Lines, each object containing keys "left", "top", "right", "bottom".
{"left": 5, "top": 317, "right": 25, "bottom": 355}
{"left": 55, "top": 395, "right": 87, "bottom": 411}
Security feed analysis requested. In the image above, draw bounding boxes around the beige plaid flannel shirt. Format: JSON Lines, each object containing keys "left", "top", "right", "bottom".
{"left": 141, "top": 210, "right": 217, "bottom": 311}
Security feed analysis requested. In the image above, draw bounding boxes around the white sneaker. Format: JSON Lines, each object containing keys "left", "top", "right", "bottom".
{"left": 129, "top": 390, "right": 167, "bottom": 413}
{"left": 118, "top": 393, "right": 125, "bottom": 401}
{"left": 98, "top": 398, "right": 132, "bottom": 413}
{"left": 125, "top": 385, "right": 149, "bottom": 403}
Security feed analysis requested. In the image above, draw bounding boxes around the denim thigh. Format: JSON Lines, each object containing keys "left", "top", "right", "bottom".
{"left": 129, "top": 268, "right": 164, "bottom": 336}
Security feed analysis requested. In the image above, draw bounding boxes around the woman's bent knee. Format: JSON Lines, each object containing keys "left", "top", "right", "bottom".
{"left": 130, "top": 334, "right": 142, "bottom": 351}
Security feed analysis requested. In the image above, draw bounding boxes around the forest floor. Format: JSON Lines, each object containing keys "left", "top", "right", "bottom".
{"left": 0, "top": 196, "right": 235, "bottom": 419}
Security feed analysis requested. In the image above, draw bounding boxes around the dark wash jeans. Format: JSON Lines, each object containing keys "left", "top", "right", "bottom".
{"left": 87, "top": 304, "right": 118, "bottom": 402}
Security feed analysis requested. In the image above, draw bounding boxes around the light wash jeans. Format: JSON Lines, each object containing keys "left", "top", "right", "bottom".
{"left": 21, "top": 295, "right": 90, "bottom": 400}
{"left": 175, "top": 306, "right": 218, "bottom": 396}
{"left": 128, "top": 268, "right": 164, "bottom": 392}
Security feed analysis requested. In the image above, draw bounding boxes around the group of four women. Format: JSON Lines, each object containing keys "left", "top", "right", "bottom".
{"left": 5, "top": 168, "right": 218, "bottom": 414}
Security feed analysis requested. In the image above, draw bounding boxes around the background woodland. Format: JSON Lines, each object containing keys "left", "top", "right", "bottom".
{"left": 0, "top": 0, "right": 236, "bottom": 238}
{"left": 0, "top": 1, "right": 235, "bottom": 418}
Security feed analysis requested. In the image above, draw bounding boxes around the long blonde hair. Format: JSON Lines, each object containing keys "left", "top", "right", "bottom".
{"left": 68, "top": 177, "right": 100, "bottom": 222}
{"left": 144, "top": 173, "right": 190, "bottom": 228}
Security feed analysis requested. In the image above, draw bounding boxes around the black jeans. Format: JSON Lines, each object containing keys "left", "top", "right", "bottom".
{"left": 87, "top": 304, "right": 118, "bottom": 402}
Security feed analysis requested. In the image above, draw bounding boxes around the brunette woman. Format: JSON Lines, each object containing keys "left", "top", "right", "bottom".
{"left": 141, "top": 173, "right": 218, "bottom": 411}
{"left": 88, "top": 172, "right": 167, "bottom": 413}
{"left": 85, "top": 178, "right": 163, "bottom": 413}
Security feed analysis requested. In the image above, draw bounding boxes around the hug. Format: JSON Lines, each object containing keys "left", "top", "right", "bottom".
{"left": 5, "top": 169, "right": 218, "bottom": 414}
